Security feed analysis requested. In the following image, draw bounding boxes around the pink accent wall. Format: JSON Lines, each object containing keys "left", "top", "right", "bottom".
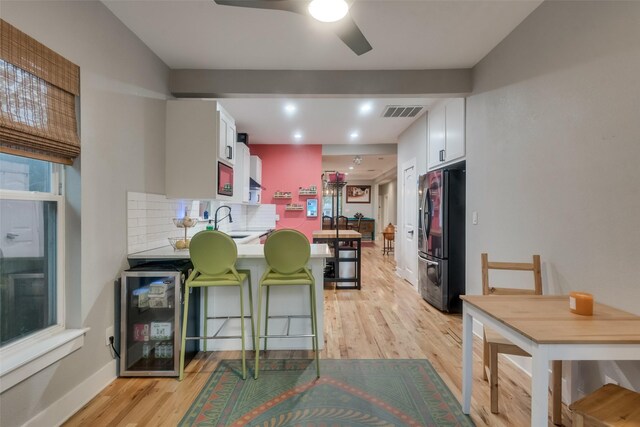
{"left": 249, "top": 144, "right": 322, "bottom": 240}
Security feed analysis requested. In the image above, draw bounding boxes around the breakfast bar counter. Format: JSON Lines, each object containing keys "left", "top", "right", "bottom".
{"left": 128, "top": 243, "right": 331, "bottom": 351}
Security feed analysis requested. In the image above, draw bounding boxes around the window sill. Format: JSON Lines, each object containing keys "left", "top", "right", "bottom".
{"left": 0, "top": 328, "right": 89, "bottom": 393}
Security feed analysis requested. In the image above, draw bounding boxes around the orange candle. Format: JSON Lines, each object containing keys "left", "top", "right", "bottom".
{"left": 569, "top": 291, "right": 594, "bottom": 316}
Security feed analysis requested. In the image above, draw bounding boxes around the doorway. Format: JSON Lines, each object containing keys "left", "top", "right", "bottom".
{"left": 400, "top": 158, "right": 417, "bottom": 287}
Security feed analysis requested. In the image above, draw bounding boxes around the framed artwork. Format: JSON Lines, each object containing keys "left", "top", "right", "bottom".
{"left": 346, "top": 185, "right": 371, "bottom": 204}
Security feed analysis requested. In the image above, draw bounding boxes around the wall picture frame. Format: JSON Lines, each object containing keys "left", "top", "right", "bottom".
{"left": 346, "top": 185, "right": 371, "bottom": 204}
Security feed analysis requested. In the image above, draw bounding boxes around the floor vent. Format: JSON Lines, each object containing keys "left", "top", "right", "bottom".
{"left": 381, "top": 105, "right": 423, "bottom": 118}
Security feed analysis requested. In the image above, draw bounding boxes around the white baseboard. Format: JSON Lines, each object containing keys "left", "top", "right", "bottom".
{"left": 25, "top": 359, "right": 117, "bottom": 427}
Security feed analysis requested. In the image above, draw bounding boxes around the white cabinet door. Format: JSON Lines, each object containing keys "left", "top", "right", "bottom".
{"left": 444, "top": 98, "right": 465, "bottom": 163}
{"left": 226, "top": 121, "right": 236, "bottom": 165}
{"left": 218, "top": 110, "right": 235, "bottom": 164}
{"left": 233, "top": 143, "right": 250, "bottom": 203}
{"left": 428, "top": 104, "right": 446, "bottom": 170}
{"left": 242, "top": 144, "right": 250, "bottom": 203}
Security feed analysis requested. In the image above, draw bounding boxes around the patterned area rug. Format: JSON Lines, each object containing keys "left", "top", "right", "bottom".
{"left": 179, "top": 359, "right": 474, "bottom": 427}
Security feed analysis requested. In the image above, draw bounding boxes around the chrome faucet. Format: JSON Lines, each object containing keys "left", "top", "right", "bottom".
{"left": 213, "top": 205, "right": 233, "bottom": 231}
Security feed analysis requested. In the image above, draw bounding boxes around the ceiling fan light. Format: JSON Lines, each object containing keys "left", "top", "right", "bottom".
{"left": 308, "top": 0, "right": 349, "bottom": 23}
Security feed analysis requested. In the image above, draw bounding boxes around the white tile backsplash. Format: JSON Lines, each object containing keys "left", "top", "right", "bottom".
{"left": 127, "top": 192, "right": 197, "bottom": 254}
{"left": 247, "top": 204, "right": 276, "bottom": 230}
{"left": 127, "top": 192, "right": 278, "bottom": 254}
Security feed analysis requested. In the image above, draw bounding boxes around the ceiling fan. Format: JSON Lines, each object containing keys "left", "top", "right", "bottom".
{"left": 213, "top": 0, "right": 373, "bottom": 56}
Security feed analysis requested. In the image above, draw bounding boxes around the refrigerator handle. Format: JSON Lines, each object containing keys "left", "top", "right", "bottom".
{"left": 425, "top": 189, "right": 432, "bottom": 245}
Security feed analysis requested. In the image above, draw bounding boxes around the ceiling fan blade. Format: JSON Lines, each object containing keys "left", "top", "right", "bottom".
{"left": 213, "top": 0, "right": 307, "bottom": 15}
{"left": 214, "top": 0, "right": 373, "bottom": 56}
{"left": 332, "top": 14, "right": 372, "bottom": 56}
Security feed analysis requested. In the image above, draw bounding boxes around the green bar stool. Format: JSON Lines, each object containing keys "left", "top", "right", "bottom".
{"left": 255, "top": 229, "right": 320, "bottom": 379}
{"left": 179, "top": 230, "right": 255, "bottom": 380}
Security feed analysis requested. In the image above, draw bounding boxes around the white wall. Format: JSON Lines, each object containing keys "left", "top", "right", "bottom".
{"left": 467, "top": 1, "right": 640, "bottom": 396}
{"left": 0, "top": 2, "right": 170, "bottom": 426}
{"left": 396, "top": 113, "right": 427, "bottom": 285}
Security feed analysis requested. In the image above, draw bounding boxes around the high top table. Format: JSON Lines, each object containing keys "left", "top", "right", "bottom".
{"left": 312, "top": 230, "right": 361, "bottom": 290}
{"left": 460, "top": 295, "right": 640, "bottom": 426}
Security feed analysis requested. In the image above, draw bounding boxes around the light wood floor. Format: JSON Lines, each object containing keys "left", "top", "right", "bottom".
{"left": 65, "top": 242, "right": 570, "bottom": 426}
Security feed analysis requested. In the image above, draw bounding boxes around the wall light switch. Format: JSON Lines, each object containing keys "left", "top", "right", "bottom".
{"left": 275, "top": 214, "right": 280, "bottom": 221}
{"left": 472, "top": 211, "right": 478, "bottom": 225}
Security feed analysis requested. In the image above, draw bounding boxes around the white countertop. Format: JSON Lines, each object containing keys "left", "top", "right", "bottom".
{"left": 128, "top": 241, "right": 331, "bottom": 259}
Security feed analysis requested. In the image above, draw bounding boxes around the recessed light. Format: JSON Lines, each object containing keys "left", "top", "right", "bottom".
{"left": 349, "top": 166, "right": 354, "bottom": 170}
{"left": 359, "top": 102, "right": 373, "bottom": 114}
{"left": 344, "top": 172, "right": 349, "bottom": 176}
{"left": 350, "top": 131, "right": 359, "bottom": 139}
{"left": 293, "top": 132, "right": 303, "bottom": 140}
{"left": 284, "top": 104, "right": 297, "bottom": 115}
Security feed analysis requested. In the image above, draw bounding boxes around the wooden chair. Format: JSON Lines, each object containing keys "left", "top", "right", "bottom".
{"left": 348, "top": 217, "right": 362, "bottom": 233}
{"left": 336, "top": 215, "right": 348, "bottom": 230}
{"left": 569, "top": 383, "right": 640, "bottom": 426}
{"left": 481, "top": 253, "right": 563, "bottom": 424}
{"left": 322, "top": 215, "right": 333, "bottom": 230}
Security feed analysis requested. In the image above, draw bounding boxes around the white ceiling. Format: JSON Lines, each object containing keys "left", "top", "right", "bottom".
{"left": 322, "top": 154, "right": 396, "bottom": 181}
{"left": 102, "top": 0, "right": 541, "bottom": 179}
{"left": 103, "top": 0, "right": 542, "bottom": 70}
{"left": 218, "top": 97, "right": 435, "bottom": 145}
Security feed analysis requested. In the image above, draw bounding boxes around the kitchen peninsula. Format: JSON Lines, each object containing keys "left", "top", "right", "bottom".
{"left": 128, "top": 240, "right": 331, "bottom": 351}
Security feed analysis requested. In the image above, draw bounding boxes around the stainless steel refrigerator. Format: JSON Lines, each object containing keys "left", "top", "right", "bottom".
{"left": 418, "top": 165, "right": 465, "bottom": 312}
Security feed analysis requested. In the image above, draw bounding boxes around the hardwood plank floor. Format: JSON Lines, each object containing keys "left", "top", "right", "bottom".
{"left": 65, "top": 242, "right": 569, "bottom": 426}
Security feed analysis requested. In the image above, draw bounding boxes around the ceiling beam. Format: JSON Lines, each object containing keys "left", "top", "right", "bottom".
{"left": 169, "top": 69, "right": 472, "bottom": 98}
{"left": 322, "top": 144, "right": 396, "bottom": 156}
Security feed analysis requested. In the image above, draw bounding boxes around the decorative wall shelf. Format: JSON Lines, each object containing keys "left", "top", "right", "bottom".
{"left": 285, "top": 204, "right": 304, "bottom": 211}
{"left": 273, "top": 191, "right": 292, "bottom": 199}
{"left": 298, "top": 186, "right": 318, "bottom": 196}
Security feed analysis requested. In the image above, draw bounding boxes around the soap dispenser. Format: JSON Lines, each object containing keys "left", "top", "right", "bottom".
{"left": 206, "top": 220, "right": 214, "bottom": 231}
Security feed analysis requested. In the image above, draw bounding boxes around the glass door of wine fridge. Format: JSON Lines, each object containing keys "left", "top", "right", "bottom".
{"left": 120, "top": 267, "right": 198, "bottom": 376}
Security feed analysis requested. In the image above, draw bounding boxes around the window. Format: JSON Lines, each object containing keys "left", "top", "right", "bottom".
{"left": 0, "top": 153, "right": 63, "bottom": 347}
{"left": 0, "top": 19, "right": 82, "bottom": 391}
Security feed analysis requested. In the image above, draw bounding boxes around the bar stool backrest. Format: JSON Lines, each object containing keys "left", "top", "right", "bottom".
{"left": 264, "top": 229, "right": 310, "bottom": 274}
{"left": 189, "top": 230, "right": 238, "bottom": 276}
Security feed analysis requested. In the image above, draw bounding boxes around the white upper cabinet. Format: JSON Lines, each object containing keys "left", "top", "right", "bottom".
{"left": 427, "top": 98, "right": 466, "bottom": 170}
{"left": 218, "top": 107, "right": 236, "bottom": 165}
{"left": 233, "top": 142, "right": 250, "bottom": 203}
{"left": 165, "top": 99, "right": 236, "bottom": 200}
{"left": 427, "top": 104, "right": 446, "bottom": 170}
{"left": 248, "top": 155, "right": 262, "bottom": 205}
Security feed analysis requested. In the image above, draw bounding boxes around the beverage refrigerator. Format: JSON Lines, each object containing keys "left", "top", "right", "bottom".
{"left": 119, "top": 260, "right": 199, "bottom": 377}
{"left": 418, "top": 164, "right": 466, "bottom": 312}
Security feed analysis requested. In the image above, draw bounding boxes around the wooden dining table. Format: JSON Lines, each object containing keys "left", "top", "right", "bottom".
{"left": 460, "top": 295, "right": 640, "bottom": 426}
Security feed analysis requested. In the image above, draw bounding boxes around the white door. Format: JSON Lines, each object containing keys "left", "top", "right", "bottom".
{"left": 401, "top": 159, "right": 418, "bottom": 287}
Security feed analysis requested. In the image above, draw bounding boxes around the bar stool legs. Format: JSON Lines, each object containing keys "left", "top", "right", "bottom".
{"left": 254, "top": 281, "right": 319, "bottom": 379}
{"left": 179, "top": 271, "right": 254, "bottom": 381}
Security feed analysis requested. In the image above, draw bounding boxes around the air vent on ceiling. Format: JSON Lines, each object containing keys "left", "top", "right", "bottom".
{"left": 381, "top": 105, "right": 423, "bottom": 118}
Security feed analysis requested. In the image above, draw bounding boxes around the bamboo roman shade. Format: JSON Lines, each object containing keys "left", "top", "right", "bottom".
{"left": 0, "top": 19, "right": 80, "bottom": 165}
